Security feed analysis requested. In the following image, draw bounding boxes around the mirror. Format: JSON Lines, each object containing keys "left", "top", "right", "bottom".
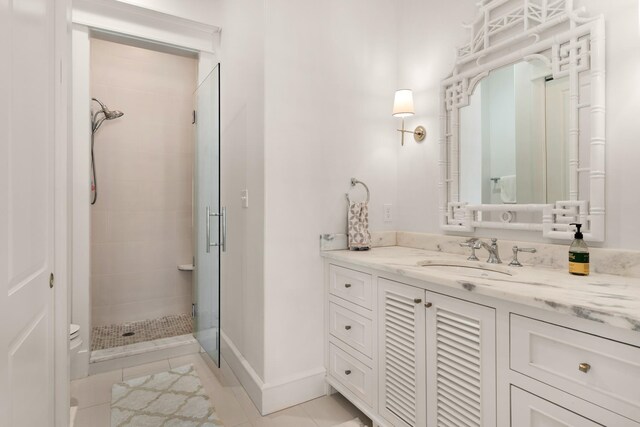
{"left": 459, "top": 60, "right": 570, "bottom": 205}
{"left": 439, "top": 0, "right": 606, "bottom": 241}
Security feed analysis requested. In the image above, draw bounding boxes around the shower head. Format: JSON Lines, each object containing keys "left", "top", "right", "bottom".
{"left": 92, "top": 97, "right": 124, "bottom": 119}
{"left": 105, "top": 110, "right": 124, "bottom": 120}
{"left": 91, "top": 98, "right": 123, "bottom": 134}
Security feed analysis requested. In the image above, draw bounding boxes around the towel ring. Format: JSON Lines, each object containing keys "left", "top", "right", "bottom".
{"left": 345, "top": 178, "right": 370, "bottom": 203}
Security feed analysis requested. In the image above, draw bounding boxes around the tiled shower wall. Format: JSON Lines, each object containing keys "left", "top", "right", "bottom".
{"left": 90, "top": 38, "right": 196, "bottom": 326}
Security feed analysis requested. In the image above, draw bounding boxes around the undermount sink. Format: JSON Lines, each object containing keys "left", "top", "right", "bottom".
{"left": 417, "top": 259, "right": 514, "bottom": 279}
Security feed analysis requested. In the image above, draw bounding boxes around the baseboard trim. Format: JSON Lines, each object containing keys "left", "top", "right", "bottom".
{"left": 262, "top": 366, "right": 326, "bottom": 415}
{"left": 220, "top": 331, "right": 265, "bottom": 413}
{"left": 221, "top": 331, "right": 326, "bottom": 415}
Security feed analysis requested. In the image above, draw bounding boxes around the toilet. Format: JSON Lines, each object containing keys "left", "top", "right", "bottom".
{"left": 69, "top": 324, "right": 83, "bottom": 378}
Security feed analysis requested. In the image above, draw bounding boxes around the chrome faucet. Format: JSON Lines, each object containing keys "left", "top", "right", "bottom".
{"left": 479, "top": 238, "right": 502, "bottom": 264}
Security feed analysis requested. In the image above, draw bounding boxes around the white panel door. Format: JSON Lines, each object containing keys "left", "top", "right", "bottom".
{"left": 425, "top": 291, "right": 496, "bottom": 427}
{"left": 378, "top": 278, "right": 426, "bottom": 427}
{"left": 0, "top": 0, "right": 57, "bottom": 425}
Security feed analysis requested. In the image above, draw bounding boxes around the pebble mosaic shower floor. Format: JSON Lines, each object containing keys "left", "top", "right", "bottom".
{"left": 91, "top": 314, "right": 193, "bottom": 351}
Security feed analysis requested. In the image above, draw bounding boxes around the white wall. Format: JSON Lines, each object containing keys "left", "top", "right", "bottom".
{"left": 396, "top": 0, "right": 640, "bottom": 249}
{"left": 262, "top": 0, "right": 398, "bottom": 389}
{"left": 215, "top": 0, "right": 399, "bottom": 411}
{"left": 216, "top": 0, "right": 266, "bottom": 383}
{"left": 396, "top": 0, "right": 477, "bottom": 234}
{"left": 214, "top": 0, "right": 399, "bottom": 411}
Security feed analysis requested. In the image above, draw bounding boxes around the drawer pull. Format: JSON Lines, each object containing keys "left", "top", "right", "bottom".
{"left": 344, "top": 283, "right": 352, "bottom": 288}
{"left": 344, "top": 325, "right": 352, "bottom": 330}
{"left": 414, "top": 298, "right": 422, "bottom": 304}
{"left": 579, "top": 363, "right": 591, "bottom": 373}
{"left": 345, "top": 370, "right": 352, "bottom": 375}
{"left": 425, "top": 302, "right": 433, "bottom": 308}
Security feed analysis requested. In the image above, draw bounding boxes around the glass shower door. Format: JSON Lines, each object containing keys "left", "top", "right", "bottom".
{"left": 193, "top": 65, "right": 222, "bottom": 366}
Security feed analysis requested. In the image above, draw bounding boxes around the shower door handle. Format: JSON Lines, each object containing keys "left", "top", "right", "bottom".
{"left": 206, "top": 206, "right": 226, "bottom": 253}
{"left": 219, "top": 207, "right": 226, "bottom": 252}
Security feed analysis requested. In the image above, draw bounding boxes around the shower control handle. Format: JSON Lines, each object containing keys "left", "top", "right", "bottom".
{"left": 206, "top": 206, "right": 227, "bottom": 253}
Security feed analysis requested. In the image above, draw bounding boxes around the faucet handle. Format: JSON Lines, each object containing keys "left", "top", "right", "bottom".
{"left": 460, "top": 238, "right": 480, "bottom": 261}
{"left": 509, "top": 245, "right": 537, "bottom": 267}
{"left": 461, "top": 238, "right": 481, "bottom": 248}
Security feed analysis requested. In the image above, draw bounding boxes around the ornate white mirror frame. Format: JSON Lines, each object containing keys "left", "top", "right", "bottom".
{"left": 439, "top": 0, "right": 605, "bottom": 241}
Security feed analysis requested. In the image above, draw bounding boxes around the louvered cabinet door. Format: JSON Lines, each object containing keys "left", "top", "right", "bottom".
{"left": 378, "top": 278, "right": 427, "bottom": 427}
{"left": 425, "top": 292, "right": 496, "bottom": 427}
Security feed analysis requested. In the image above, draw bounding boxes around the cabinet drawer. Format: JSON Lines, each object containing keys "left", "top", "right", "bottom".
{"left": 329, "top": 303, "right": 373, "bottom": 358}
{"left": 329, "top": 343, "right": 374, "bottom": 407}
{"left": 511, "top": 314, "right": 640, "bottom": 421}
{"left": 511, "top": 387, "right": 602, "bottom": 426}
{"left": 329, "top": 264, "right": 372, "bottom": 310}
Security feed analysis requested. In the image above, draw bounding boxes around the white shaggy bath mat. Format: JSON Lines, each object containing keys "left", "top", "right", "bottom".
{"left": 110, "top": 364, "right": 223, "bottom": 426}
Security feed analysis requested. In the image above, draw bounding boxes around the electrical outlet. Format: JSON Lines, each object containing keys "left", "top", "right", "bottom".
{"left": 383, "top": 204, "right": 393, "bottom": 223}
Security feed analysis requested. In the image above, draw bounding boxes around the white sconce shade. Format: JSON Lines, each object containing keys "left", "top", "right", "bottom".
{"left": 392, "top": 89, "right": 415, "bottom": 118}
{"left": 392, "top": 88, "right": 425, "bottom": 146}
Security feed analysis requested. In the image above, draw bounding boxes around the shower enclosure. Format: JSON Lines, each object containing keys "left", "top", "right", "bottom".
{"left": 76, "top": 36, "right": 222, "bottom": 371}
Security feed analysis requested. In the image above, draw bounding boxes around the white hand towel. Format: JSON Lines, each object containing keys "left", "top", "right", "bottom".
{"left": 499, "top": 175, "right": 517, "bottom": 204}
{"left": 348, "top": 202, "right": 371, "bottom": 250}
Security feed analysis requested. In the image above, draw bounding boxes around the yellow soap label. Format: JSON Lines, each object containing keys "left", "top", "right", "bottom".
{"left": 569, "top": 262, "right": 589, "bottom": 275}
{"left": 569, "top": 252, "right": 589, "bottom": 275}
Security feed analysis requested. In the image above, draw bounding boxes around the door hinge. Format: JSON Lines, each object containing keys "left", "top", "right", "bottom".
{"left": 192, "top": 110, "right": 197, "bottom": 124}
{"left": 49, "top": 273, "right": 54, "bottom": 289}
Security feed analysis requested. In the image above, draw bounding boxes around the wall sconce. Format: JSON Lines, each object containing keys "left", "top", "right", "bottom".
{"left": 393, "top": 89, "right": 426, "bottom": 146}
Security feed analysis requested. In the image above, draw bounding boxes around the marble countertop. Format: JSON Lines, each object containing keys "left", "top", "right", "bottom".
{"left": 322, "top": 246, "right": 640, "bottom": 333}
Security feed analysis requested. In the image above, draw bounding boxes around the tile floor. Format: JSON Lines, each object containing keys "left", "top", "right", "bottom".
{"left": 71, "top": 352, "right": 372, "bottom": 427}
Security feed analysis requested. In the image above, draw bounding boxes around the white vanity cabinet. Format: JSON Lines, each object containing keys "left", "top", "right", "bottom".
{"left": 328, "top": 266, "right": 497, "bottom": 427}
{"left": 324, "top": 260, "right": 640, "bottom": 427}
{"left": 378, "top": 278, "right": 426, "bottom": 427}
{"left": 377, "top": 279, "right": 497, "bottom": 427}
{"left": 326, "top": 264, "right": 377, "bottom": 412}
{"left": 425, "top": 291, "right": 496, "bottom": 427}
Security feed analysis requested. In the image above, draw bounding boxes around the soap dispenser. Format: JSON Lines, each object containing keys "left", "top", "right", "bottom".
{"left": 569, "top": 223, "right": 589, "bottom": 276}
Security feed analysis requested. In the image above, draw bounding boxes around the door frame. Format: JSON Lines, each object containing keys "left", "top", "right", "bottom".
{"left": 54, "top": 1, "right": 71, "bottom": 426}
{"left": 67, "top": 0, "right": 220, "bottom": 389}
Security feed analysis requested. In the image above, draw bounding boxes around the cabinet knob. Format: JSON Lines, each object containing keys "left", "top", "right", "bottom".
{"left": 344, "top": 283, "right": 352, "bottom": 288}
{"left": 345, "top": 370, "right": 352, "bottom": 375}
{"left": 425, "top": 302, "right": 433, "bottom": 308}
{"left": 578, "top": 363, "right": 591, "bottom": 373}
{"left": 414, "top": 298, "right": 422, "bottom": 304}
{"left": 344, "top": 325, "right": 352, "bottom": 331}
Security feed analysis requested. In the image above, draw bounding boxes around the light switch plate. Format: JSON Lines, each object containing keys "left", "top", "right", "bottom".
{"left": 383, "top": 204, "right": 392, "bottom": 222}
{"left": 241, "top": 189, "right": 249, "bottom": 208}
